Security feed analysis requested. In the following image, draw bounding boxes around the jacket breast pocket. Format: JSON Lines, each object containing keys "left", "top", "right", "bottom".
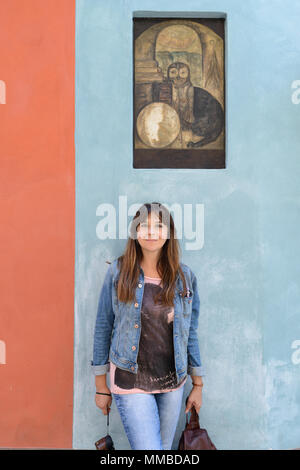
{"left": 180, "top": 291, "right": 193, "bottom": 343}
{"left": 181, "top": 289, "right": 193, "bottom": 317}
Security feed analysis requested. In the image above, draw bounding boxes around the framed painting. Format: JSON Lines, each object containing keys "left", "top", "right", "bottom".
{"left": 133, "top": 17, "right": 225, "bottom": 168}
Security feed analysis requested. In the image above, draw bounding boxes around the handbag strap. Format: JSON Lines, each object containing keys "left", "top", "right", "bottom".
{"left": 106, "top": 407, "right": 110, "bottom": 435}
{"left": 185, "top": 396, "right": 200, "bottom": 430}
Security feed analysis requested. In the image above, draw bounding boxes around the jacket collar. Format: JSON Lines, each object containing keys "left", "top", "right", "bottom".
{"left": 138, "top": 263, "right": 182, "bottom": 288}
{"left": 112, "top": 259, "right": 183, "bottom": 289}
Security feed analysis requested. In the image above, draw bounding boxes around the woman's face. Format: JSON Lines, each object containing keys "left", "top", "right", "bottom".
{"left": 136, "top": 213, "right": 169, "bottom": 253}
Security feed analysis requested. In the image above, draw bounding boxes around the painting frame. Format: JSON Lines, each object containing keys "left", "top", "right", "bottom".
{"left": 133, "top": 16, "right": 226, "bottom": 169}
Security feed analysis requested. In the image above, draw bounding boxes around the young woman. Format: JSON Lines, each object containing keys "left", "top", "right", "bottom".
{"left": 91, "top": 202, "right": 205, "bottom": 450}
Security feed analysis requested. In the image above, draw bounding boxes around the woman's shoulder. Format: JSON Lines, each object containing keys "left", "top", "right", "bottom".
{"left": 106, "top": 258, "right": 195, "bottom": 281}
{"left": 105, "top": 257, "right": 122, "bottom": 278}
{"left": 179, "top": 262, "right": 196, "bottom": 285}
{"left": 180, "top": 261, "right": 193, "bottom": 275}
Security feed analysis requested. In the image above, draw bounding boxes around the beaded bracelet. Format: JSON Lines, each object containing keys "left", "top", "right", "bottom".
{"left": 192, "top": 382, "right": 203, "bottom": 387}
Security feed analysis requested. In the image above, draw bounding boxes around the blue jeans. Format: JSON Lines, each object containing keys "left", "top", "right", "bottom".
{"left": 112, "top": 386, "right": 185, "bottom": 450}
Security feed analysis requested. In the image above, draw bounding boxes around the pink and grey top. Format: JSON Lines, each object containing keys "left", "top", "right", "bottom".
{"left": 109, "top": 275, "right": 187, "bottom": 394}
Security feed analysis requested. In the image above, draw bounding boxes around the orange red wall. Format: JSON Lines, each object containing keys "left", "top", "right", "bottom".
{"left": 0, "top": 0, "right": 75, "bottom": 448}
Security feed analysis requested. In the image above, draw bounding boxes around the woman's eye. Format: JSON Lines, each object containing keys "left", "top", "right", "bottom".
{"left": 140, "top": 223, "right": 162, "bottom": 229}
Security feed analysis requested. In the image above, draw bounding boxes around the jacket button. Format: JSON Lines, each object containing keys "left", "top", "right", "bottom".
{"left": 134, "top": 324, "right": 139, "bottom": 328}
{"left": 131, "top": 345, "right": 136, "bottom": 351}
{"left": 134, "top": 302, "right": 139, "bottom": 308}
{"left": 138, "top": 283, "right": 142, "bottom": 288}
{"left": 131, "top": 366, "right": 135, "bottom": 371}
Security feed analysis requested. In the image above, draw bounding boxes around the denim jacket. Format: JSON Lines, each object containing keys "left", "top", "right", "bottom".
{"left": 90, "top": 259, "right": 205, "bottom": 383}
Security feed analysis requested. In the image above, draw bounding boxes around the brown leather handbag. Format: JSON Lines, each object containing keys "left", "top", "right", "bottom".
{"left": 95, "top": 410, "right": 115, "bottom": 450}
{"left": 178, "top": 397, "right": 217, "bottom": 450}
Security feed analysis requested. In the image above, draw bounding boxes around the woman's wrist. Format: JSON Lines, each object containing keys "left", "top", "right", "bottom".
{"left": 191, "top": 375, "right": 203, "bottom": 386}
{"left": 95, "top": 383, "right": 110, "bottom": 393}
{"left": 192, "top": 382, "right": 203, "bottom": 388}
{"left": 95, "top": 374, "right": 109, "bottom": 392}
{"left": 95, "top": 387, "right": 111, "bottom": 393}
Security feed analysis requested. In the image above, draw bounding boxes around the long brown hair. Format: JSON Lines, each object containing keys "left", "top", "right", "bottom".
{"left": 113, "top": 202, "right": 187, "bottom": 306}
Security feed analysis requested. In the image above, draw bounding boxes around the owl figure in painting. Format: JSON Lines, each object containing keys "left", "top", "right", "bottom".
{"left": 168, "top": 62, "right": 195, "bottom": 130}
{"left": 152, "top": 61, "right": 224, "bottom": 148}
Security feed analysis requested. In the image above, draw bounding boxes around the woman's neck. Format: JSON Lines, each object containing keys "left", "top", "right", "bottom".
{"left": 140, "top": 253, "right": 160, "bottom": 278}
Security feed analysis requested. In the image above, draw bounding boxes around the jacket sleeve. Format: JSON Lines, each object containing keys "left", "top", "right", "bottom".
{"left": 187, "top": 270, "right": 206, "bottom": 377}
{"left": 90, "top": 263, "right": 115, "bottom": 375}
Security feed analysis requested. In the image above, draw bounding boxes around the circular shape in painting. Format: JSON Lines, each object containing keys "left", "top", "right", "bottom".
{"left": 136, "top": 102, "right": 180, "bottom": 148}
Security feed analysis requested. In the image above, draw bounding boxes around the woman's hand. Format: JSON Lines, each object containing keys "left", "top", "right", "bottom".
{"left": 95, "top": 388, "right": 112, "bottom": 415}
{"left": 185, "top": 386, "right": 203, "bottom": 415}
